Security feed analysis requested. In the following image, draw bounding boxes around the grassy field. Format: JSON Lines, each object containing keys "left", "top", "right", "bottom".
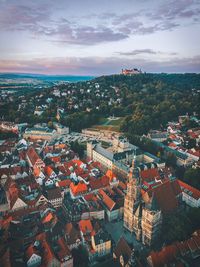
{"left": 93, "top": 117, "right": 124, "bottom": 132}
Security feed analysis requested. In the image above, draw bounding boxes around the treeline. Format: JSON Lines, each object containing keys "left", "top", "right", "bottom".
{"left": 60, "top": 112, "right": 100, "bottom": 132}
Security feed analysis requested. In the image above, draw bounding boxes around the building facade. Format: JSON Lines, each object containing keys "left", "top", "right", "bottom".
{"left": 123, "top": 168, "right": 162, "bottom": 246}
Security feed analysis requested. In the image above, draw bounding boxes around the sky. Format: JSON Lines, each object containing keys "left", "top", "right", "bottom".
{"left": 0, "top": 0, "right": 200, "bottom": 75}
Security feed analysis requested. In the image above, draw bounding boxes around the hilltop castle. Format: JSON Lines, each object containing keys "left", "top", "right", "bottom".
{"left": 121, "top": 68, "right": 142, "bottom": 75}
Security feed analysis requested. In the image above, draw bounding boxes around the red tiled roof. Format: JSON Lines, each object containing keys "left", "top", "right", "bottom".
{"left": 145, "top": 179, "right": 181, "bottom": 213}
{"left": 26, "top": 245, "right": 37, "bottom": 259}
{"left": 72, "top": 159, "right": 84, "bottom": 167}
{"left": 149, "top": 244, "right": 178, "bottom": 267}
{"left": 106, "top": 170, "right": 116, "bottom": 181}
{"left": 57, "top": 238, "right": 71, "bottom": 260}
{"left": 74, "top": 167, "right": 85, "bottom": 176}
{"left": 58, "top": 179, "right": 71, "bottom": 187}
{"left": 169, "top": 134, "right": 177, "bottom": 139}
{"left": 101, "top": 175, "right": 110, "bottom": 187}
{"left": 168, "top": 142, "right": 177, "bottom": 148}
{"left": 0, "top": 216, "right": 12, "bottom": 229}
{"left": 44, "top": 166, "right": 54, "bottom": 177}
{"left": 155, "top": 180, "right": 180, "bottom": 213}
{"left": 26, "top": 147, "right": 43, "bottom": 166}
{"left": 178, "top": 180, "right": 200, "bottom": 200}
{"left": 50, "top": 156, "right": 61, "bottom": 163}
{"left": 19, "top": 151, "right": 26, "bottom": 160}
{"left": 98, "top": 189, "right": 115, "bottom": 211}
{"left": 84, "top": 193, "right": 97, "bottom": 201}
{"left": 42, "top": 240, "right": 55, "bottom": 264}
{"left": 42, "top": 212, "right": 53, "bottom": 224}
{"left": 0, "top": 166, "right": 23, "bottom": 177}
{"left": 55, "top": 143, "right": 67, "bottom": 149}
{"left": 187, "top": 149, "right": 200, "bottom": 158}
{"left": 140, "top": 168, "right": 160, "bottom": 182}
{"left": 70, "top": 182, "right": 88, "bottom": 196}
{"left": 148, "top": 230, "right": 200, "bottom": 267}
{"left": 79, "top": 219, "right": 93, "bottom": 234}
{"left": 33, "top": 167, "right": 41, "bottom": 177}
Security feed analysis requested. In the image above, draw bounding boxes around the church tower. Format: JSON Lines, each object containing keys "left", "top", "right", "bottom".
{"left": 123, "top": 166, "right": 141, "bottom": 234}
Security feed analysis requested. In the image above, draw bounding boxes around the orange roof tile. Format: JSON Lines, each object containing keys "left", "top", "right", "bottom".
{"left": 26, "top": 245, "right": 36, "bottom": 259}
{"left": 72, "top": 159, "right": 84, "bottom": 167}
{"left": 42, "top": 240, "right": 55, "bottom": 264}
{"left": 168, "top": 142, "right": 177, "bottom": 148}
{"left": 79, "top": 219, "right": 93, "bottom": 234}
{"left": 140, "top": 168, "right": 160, "bottom": 182}
{"left": 50, "top": 156, "right": 61, "bottom": 163}
{"left": 149, "top": 245, "right": 178, "bottom": 267}
{"left": 44, "top": 166, "right": 54, "bottom": 177}
{"left": 33, "top": 167, "right": 41, "bottom": 177}
{"left": 58, "top": 179, "right": 71, "bottom": 187}
{"left": 42, "top": 212, "right": 53, "bottom": 224}
{"left": 84, "top": 193, "right": 97, "bottom": 201}
{"left": 145, "top": 180, "right": 181, "bottom": 213}
{"left": 106, "top": 170, "right": 116, "bottom": 181}
{"left": 98, "top": 189, "right": 115, "bottom": 211}
{"left": 27, "top": 147, "right": 43, "bottom": 166}
{"left": 178, "top": 180, "right": 200, "bottom": 200}
{"left": 70, "top": 182, "right": 88, "bottom": 196}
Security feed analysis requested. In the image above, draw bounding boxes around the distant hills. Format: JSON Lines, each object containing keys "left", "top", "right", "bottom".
{"left": 0, "top": 73, "right": 95, "bottom": 83}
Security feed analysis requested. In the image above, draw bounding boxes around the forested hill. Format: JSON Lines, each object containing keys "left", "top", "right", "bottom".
{"left": 1, "top": 73, "right": 200, "bottom": 135}
{"left": 92, "top": 73, "right": 200, "bottom": 135}
{"left": 94, "top": 73, "right": 200, "bottom": 91}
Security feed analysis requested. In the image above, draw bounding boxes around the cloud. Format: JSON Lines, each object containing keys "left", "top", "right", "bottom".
{"left": 53, "top": 24, "right": 128, "bottom": 45}
{"left": 118, "top": 49, "right": 158, "bottom": 56}
{"left": 0, "top": 3, "right": 52, "bottom": 31}
{"left": 117, "top": 49, "right": 179, "bottom": 57}
{"left": 0, "top": 55, "right": 199, "bottom": 75}
{"left": 147, "top": 0, "right": 200, "bottom": 21}
{"left": 0, "top": 0, "right": 199, "bottom": 46}
{"left": 0, "top": 2, "right": 128, "bottom": 45}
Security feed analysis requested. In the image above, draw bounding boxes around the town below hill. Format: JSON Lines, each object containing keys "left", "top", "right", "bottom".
{"left": 0, "top": 73, "right": 200, "bottom": 267}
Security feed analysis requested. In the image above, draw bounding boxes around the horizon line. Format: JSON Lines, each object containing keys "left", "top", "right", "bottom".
{"left": 0, "top": 71, "right": 200, "bottom": 76}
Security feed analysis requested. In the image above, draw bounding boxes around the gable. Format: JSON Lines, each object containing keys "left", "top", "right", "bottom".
{"left": 36, "top": 195, "right": 47, "bottom": 205}
{"left": 27, "top": 254, "right": 41, "bottom": 265}
{"left": 12, "top": 198, "right": 27, "bottom": 210}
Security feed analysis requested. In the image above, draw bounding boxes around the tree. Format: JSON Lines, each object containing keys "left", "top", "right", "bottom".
{"left": 70, "top": 141, "right": 85, "bottom": 158}
{"left": 162, "top": 211, "right": 192, "bottom": 245}
{"left": 165, "top": 152, "right": 177, "bottom": 168}
{"left": 182, "top": 168, "right": 200, "bottom": 190}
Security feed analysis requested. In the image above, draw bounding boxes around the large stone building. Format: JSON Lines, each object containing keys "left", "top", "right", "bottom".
{"left": 124, "top": 166, "right": 181, "bottom": 246}
{"left": 23, "top": 126, "right": 56, "bottom": 141}
{"left": 87, "top": 136, "right": 163, "bottom": 178}
{"left": 87, "top": 137, "right": 141, "bottom": 170}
